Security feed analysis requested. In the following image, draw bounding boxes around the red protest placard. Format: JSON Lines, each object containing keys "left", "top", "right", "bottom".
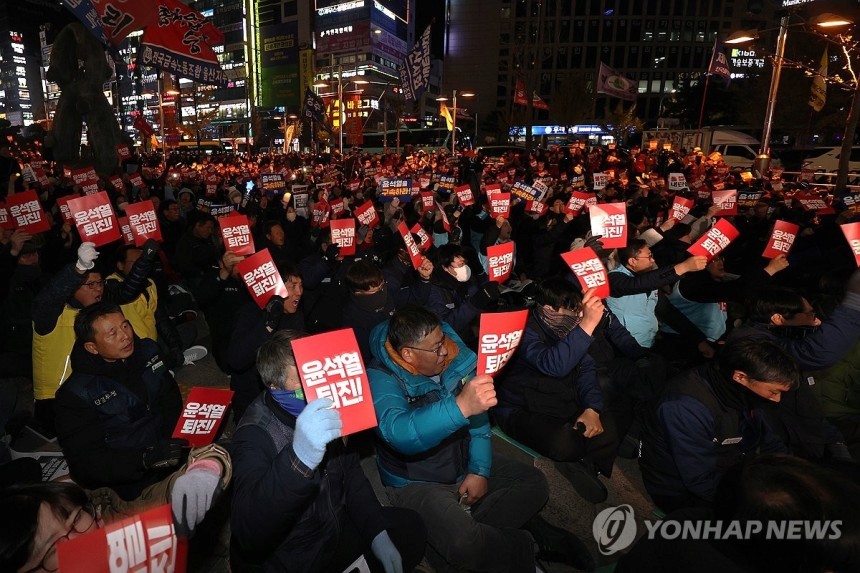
{"left": 477, "top": 310, "right": 528, "bottom": 376}
{"left": 841, "top": 222, "right": 860, "bottom": 267}
{"left": 118, "top": 216, "right": 135, "bottom": 245}
{"left": 125, "top": 200, "right": 162, "bottom": 246}
{"left": 312, "top": 201, "right": 331, "bottom": 228}
{"left": 109, "top": 175, "right": 125, "bottom": 192}
{"left": 566, "top": 191, "right": 595, "bottom": 215}
{"left": 489, "top": 192, "right": 511, "bottom": 218}
{"left": 128, "top": 173, "right": 145, "bottom": 189}
{"left": 58, "top": 504, "right": 187, "bottom": 573}
{"left": 797, "top": 194, "right": 836, "bottom": 214}
{"left": 436, "top": 201, "right": 452, "bottom": 232}
{"left": 355, "top": 200, "right": 379, "bottom": 228}
{"left": 7, "top": 190, "right": 51, "bottom": 234}
{"left": 688, "top": 219, "right": 740, "bottom": 260}
{"left": 397, "top": 221, "right": 423, "bottom": 269}
{"left": 455, "top": 184, "right": 475, "bottom": 206}
{"left": 71, "top": 166, "right": 98, "bottom": 187}
{"left": 488, "top": 241, "right": 515, "bottom": 284}
{"left": 420, "top": 191, "right": 435, "bottom": 210}
{"left": 116, "top": 144, "right": 131, "bottom": 160}
{"left": 589, "top": 202, "right": 628, "bottom": 249}
{"left": 410, "top": 223, "right": 433, "bottom": 251}
{"left": 331, "top": 218, "right": 357, "bottom": 256}
{"left": 291, "top": 329, "right": 378, "bottom": 436}
{"left": 219, "top": 213, "right": 255, "bottom": 256}
{"left": 527, "top": 200, "right": 548, "bottom": 215}
{"left": 172, "top": 387, "right": 234, "bottom": 446}
{"left": 712, "top": 189, "right": 738, "bottom": 216}
{"left": 236, "top": 248, "right": 289, "bottom": 308}
{"left": 330, "top": 198, "right": 345, "bottom": 216}
{"left": 55, "top": 195, "right": 76, "bottom": 223}
{"left": 762, "top": 220, "right": 799, "bottom": 259}
{"left": 68, "top": 192, "right": 121, "bottom": 247}
{"left": 670, "top": 196, "right": 694, "bottom": 221}
{"left": 561, "top": 247, "right": 611, "bottom": 299}
{"left": 0, "top": 202, "right": 14, "bottom": 230}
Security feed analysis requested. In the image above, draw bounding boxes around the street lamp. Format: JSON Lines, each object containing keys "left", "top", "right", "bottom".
{"left": 725, "top": 11, "right": 853, "bottom": 176}
{"left": 437, "top": 90, "right": 475, "bottom": 155}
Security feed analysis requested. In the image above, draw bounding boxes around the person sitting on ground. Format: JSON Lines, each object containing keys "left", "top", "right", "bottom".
{"left": 341, "top": 259, "right": 396, "bottom": 361}
{"left": 230, "top": 330, "right": 426, "bottom": 572}
{"left": 494, "top": 278, "right": 616, "bottom": 504}
{"left": 639, "top": 337, "right": 798, "bottom": 512}
{"left": 52, "top": 302, "right": 231, "bottom": 532}
{"left": 368, "top": 305, "right": 595, "bottom": 572}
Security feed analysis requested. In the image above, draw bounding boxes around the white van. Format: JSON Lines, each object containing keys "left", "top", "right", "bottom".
{"left": 708, "top": 130, "right": 778, "bottom": 170}
{"left": 802, "top": 146, "right": 860, "bottom": 173}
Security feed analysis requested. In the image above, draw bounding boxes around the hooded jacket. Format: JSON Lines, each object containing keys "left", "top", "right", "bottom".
{"left": 367, "top": 320, "right": 492, "bottom": 488}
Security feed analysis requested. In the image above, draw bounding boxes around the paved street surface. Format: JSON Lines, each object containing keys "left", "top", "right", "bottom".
{"left": 172, "top": 315, "right": 658, "bottom": 572}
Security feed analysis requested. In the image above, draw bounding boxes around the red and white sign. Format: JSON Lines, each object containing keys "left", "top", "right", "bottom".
{"left": 420, "top": 191, "right": 435, "bottom": 210}
{"left": 7, "top": 190, "right": 51, "bottom": 234}
{"left": 667, "top": 173, "right": 688, "bottom": 190}
{"left": 841, "top": 222, "right": 860, "bottom": 267}
{"left": 398, "top": 221, "right": 422, "bottom": 269}
{"left": 712, "top": 189, "right": 738, "bottom": 216}
{"left": 477, "top": 310, "right": 528, "bottom": 376}
{"left": 236, "top": 249, "right": 289, "bottom": 308}
{"left": 420, "top": 175, "right": 431, "bottom": 189}
{"left": 688, "top": 219, "right": 740, "bottom": 260}
{"left": 762, "top": 220, "right": 799, "bottom": 259}
{"left": 71, "top": 167, "right": 98, "bottom": 194}
{"left": 128, "top": 173, "right": 145, "bottom": 190}
{"left": 0, "top": 202, "right": 14, "bottom": 230}
{"left": 561, "top": 247, "right": 611, "bottom": 299}
{"left": 411, "top": 223, "right": 433, "bottom": 251}
{"left": 291, "top": 329, "right": 378, "bottom": 436}
{"left": 58, "top": 504, "right": 186, "bottom": 573}
{"left": 437, "top": 201, "right": 451, "bottom": 232}
{"left": 670, "top": 196, "right": 694, "bottom": 221}
{"left": 593, "top": 173, "right": 609, "bottom": 191}
{"left": 589, "top": 202, "right": 628, "bottom": 249}
{"left": 527, "top": 200, "right": 548, "bottom": 215}
{"left": 489, "top": 192, "right": 511, "bottom": 218}
{"left": 455, "top": 184, "right": 475, "bottom": 206}
{"left": 125, "top": 200, "right": 162, "bottom": 246}
{"left": 330, "top": 218, "right": 357, "bottom": 256}
{"left": 219, "top": 213, "right": 255, "bottom": 256}
{"left": 118, "top": 216, "right": 135, "bottom": 245}
{"left": 330, "top": 198, "right": 345, "bottom": 217}
{"left": 68, "top": 192, "right": 121, "bottom": 247}
{"left": 488, "top": 241, "right": 515, "bottom": 284}
{"left": 566, "top": 191, "right": 596, "bottom": 214}
{"left": 205, "top": 173, "right": 219, "bottom": 197}
{"left": 312, "top": 201, "right": 331, "bottom": 228}
{"left": 172, "top": 387, "right": 234, "bottom": 446}
{"left": 116, "top": 143, "right": 131, "bottom": 160}
{"left": 109, "top": 175, "right": 125, "bottom": 192}
{"left": 355, "top": 200, "right": 379, "bottom": 228}
{"left": 56, "top": 195, "right": 76, "bottom": 223}
{"left": 797, "top": 194, "right": 836, "bottom": 214}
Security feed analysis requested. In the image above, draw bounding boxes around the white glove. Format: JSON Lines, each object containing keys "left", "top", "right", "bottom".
{"left": 76, "top": 242, "right": 99, "bottom": 271}
{"left": 170, "top": 468, "right": 219, "bottom": 531}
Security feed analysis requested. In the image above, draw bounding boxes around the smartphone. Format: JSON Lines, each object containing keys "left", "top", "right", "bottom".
{"left": 245, "top": 181, "right": 255, "bottom": 193}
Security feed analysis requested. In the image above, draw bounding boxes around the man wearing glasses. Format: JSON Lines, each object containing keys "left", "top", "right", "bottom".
{"left": 31, "top": 240, "right": 161, "bottom": 436}
{"left": 367, "top": 305, "right": 577, "bottom": 572}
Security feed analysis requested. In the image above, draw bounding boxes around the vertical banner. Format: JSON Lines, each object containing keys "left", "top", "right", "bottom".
{"left": 841, "top": 222, "right": 860, "bottom": 267}
{"left": 589, "top": 202, "right": 628, "bottom": 249}
{"left": 260, "top": 21, "right": 300, "bottom": 109}
{"left": 125, "top": 200, "right": 162, "bottom": 246}
{"left": 688, "top": 219, "right": 740, "bottom": 260}
{"left": 291, "top": 329, "right": 378, "bottom": 436}
{"left": 477, "top": 310, "right": 528, "bottom": 376}
{"left": 561, "top": 247, "right": 611, "bottom": 299}
{"left": 172, "top": 387, "right": 234, "bottom": 446}
{"left": 762, "top": 220, "right": 799, "bottom": 259}
{"left": 330, "top": 218, "right": 357, "bottom": 256}
{"left": 236, "top": 249, "right": 289, "bottom": 308}
{"left": 487, "top": 242, "right": 515, "bottom": 284}
{"left": 68, "top": 192, "right": 121, "bottom": 247}
{"left": 219, "top": 213, "right": 256, "bottom": 256}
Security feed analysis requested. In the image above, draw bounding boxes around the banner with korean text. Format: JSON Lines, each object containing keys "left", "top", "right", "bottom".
{"left": 762, "top": 220, "right": 799, "bottom": 259}
{"left": 712, "top": 189, "right": 738, "bottom": 216}
{"left": 589, "top": 202, "right": 627, "bottom": 249}
{"left": 379, "top": 178, "right": 412, "bottom": 202}
{"left": 398, "top": 221, "right": 423, "bottom": 269}
{"left": 236, "top": 249, "right": 289, "bottom": 308}
{"left": 670, "top": 196, "right": 694, "bottom": 222}
{"left": 219, "top": 213, "right": 255, "bottom": 256}
{"left": 489, "top": 192, "right": 511, "bottom": 219}
{"left": 291, "top": 329, "right": 378, "bottom": 436}
{"left": 477, "top": 310, "right": 528, "bottom": 377}
{"left": 331, "top": 218, "right": 357, "bottom": 256}
{"left": 125, "top": 200, "right": 162, "bottom": 246}
{"left": 68, "top": 192, "right": 121, "bottom": 247}
{"left": 488, "top": 242, "right": 515, "bottom": 284}
{"left": 172, "top": 387, "right": 233, "bottom": 446}
{"left": 561, "top": 247, "right": 611, "bottom": 299}
{"left": 841, "top": 222, "right": 860, "bottom": 267}
{"left": 7, "top": 190, "right": 51, "bottom": 234}
{"left": 688, "top": 219, "right": 740, "bottom": 260}
{"left": 455, "top": 184, "right": 475, "bottom": 206}
{"left": 355, "top": 200, "right": 379, "bottom": 229}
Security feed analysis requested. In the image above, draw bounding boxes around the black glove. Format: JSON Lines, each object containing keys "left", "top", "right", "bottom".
{"left": 323, "top": 243, "right": 340, "bottom": 262}
{"left": 470, "top": 281, "right": 501, "bottom": 310}
{"left": 265, "top": 295, "right": 285, "bottom": 331}
{"left": 584, "top": 234, "right": 605, "bottom": 252}
{"left": 143, "top": 439, "right": 187, "bottom": 470}
{"left": 142, "top": 238, "right": 160, "bottom": 259}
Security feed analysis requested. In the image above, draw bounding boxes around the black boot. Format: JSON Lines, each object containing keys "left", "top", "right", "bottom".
{"left": 525, "top": 514, "right": 596, "bottom": 572}
{"left": 555, "top": 459, "right": 608, "bottom": 503}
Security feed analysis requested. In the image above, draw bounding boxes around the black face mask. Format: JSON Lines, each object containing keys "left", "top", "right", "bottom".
{"left": 351, "top": 287, "right": 389, "bottom": 313}
{"left": 14, "top": 264, "right": 41, "bottom": 283}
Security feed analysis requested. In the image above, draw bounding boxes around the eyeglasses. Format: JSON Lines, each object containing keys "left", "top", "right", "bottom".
{"left": 82, "top": 279, "right": 106, "bottom": 290}
{"left": 634, "top": 254, "right": 654, "bottom": 260}
{"left": 24, "top": 504, "right": 96, "bottom": 573}
{"left": 404, "top": 336, "right": 448, "bottom": 356}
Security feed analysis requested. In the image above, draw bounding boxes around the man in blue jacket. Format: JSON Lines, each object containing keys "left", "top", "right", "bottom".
{"left": 639, "top": 337, "right": 798, "bottom": 512}
{"left": 368, "top": 305, "right": 592, "bottom": 572}
{"left": 231, "top": 329, "right": 425, "bottom": 572}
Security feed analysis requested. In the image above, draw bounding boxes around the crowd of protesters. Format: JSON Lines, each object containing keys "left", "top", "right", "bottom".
{"left": 1, "top": 133, "right": 860, "bottom": 572}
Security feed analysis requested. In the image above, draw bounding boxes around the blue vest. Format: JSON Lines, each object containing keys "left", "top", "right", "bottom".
{"left": 661, "top": 281, "right": 727, "bottom": 341}
{"left": 605, "top": 266, "right": 659, "bottom": 348}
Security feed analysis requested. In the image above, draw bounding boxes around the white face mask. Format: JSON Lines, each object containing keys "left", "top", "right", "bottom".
{"left": 286, "top": 212, "right": 297, "bottom": 222}
{"left": 452, "top": 265, "right": 471, "bottom": 282}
